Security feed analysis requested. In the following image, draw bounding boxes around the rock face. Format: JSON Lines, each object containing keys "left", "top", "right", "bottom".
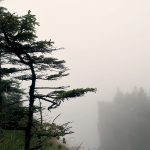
{"left": 98, "top": 88, "right": 150, "bottom": 150}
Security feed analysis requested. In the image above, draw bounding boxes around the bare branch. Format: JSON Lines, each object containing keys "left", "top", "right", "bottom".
{"left": 35, "top": 86, "right": 70, "bottom": 90}
{"left": 52, "top": 114, "right": 61, "bottom": 123}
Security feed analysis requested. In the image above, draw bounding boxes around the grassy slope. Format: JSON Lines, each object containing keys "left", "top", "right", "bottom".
{"left": 0, "top": 130, "right": 69, "bottom": 150}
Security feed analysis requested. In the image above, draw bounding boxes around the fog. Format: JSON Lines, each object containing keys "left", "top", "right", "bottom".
{"left": 1, "top": 0, "right": 150, "bottom": 149}
{"left": 99, "top": 87, "right": 150, "bottom": 150}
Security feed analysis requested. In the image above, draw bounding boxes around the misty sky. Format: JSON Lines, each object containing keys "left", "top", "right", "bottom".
{"left": 1, "top": 0, "right": 150, "bottom": 149}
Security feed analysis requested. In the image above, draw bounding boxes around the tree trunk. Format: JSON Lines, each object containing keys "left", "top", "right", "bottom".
{"left": 25, "top": 64, "right": 36, "bottom": 150}
{"left": 38, "top": 99, "right": 43, "bottom": 150}
{"left": 0, "top": 51, "right": 2, "bottom": 112}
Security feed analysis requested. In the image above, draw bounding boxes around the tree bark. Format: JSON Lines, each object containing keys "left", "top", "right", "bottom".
{"left": 0, "top": 51, "right": 2, "bottom": 112}
{"left": 25, "top": 63, "right": 36, "bottom": 150}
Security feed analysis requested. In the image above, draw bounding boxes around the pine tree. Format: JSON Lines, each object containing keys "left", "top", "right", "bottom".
{"left": 0, "top": 7, "right": 96, "bottom": 150}
{"left": 0, "top": 45, "right": 26, "bottom": 131}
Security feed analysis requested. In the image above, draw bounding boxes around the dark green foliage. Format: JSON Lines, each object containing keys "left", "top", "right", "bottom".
{"left": 0, "top": 71, "right": 26, "bottom": 130}
{"left": 56, "top": 88, "right": 96, "bottom": 100}
{"left": 0, "top": 68, "right": 17, "bottom": 76}
{"left": 0, "top": 79, "right": 23, "bottom": 96}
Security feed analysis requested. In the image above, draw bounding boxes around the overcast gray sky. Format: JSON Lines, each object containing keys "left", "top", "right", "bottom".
{"left": 1, "top": 0, "right": 150, "bottom": 149}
